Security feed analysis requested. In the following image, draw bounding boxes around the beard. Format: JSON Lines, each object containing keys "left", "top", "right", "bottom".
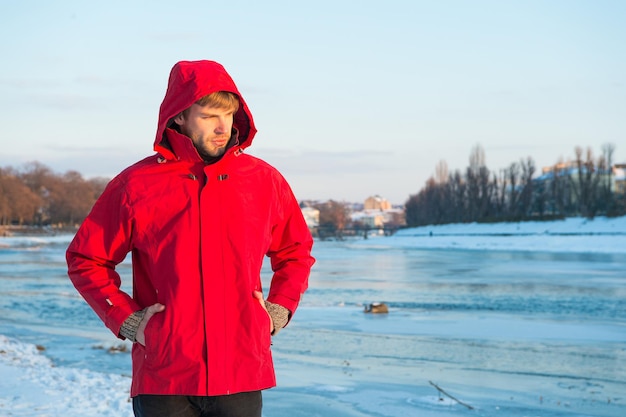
{"left": 194, "top": 134, "right": 231, "bottom": 162}
{"left": 199, "top": 145, "right": 226, "bottom": 159}
{"left": 183, "top": 129, "right": 229, "bottom": 159}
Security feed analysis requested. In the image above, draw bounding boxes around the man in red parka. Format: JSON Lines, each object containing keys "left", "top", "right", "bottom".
{"left": 66, "top": 60, "right": 315, "bottom": 417}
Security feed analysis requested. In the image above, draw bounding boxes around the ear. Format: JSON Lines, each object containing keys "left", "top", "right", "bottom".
{"left": 173, "top": 112, "right": 185, "bottom": 126}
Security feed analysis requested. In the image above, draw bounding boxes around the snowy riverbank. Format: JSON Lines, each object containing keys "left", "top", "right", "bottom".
{"left": 356, "top": 216, "right": 626, "bottom": 254}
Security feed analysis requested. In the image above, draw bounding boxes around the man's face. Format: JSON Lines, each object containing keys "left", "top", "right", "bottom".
{"left": 175, "top": 103, "right": 235, "bottom": 159}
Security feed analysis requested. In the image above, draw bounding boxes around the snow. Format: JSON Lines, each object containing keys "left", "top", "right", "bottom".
{"left": 0, "top": 335, "right": 133, "bottom": 417}
{"left": 357, "top": 215, "right": 626, "bottom": 254}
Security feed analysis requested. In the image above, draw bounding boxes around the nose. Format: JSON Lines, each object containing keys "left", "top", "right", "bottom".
{"left": 214, "top": 117, "right": 226, "bottom": 134}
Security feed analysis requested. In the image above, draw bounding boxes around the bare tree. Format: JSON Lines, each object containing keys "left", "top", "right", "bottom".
{"left": 571, "top": 146, "right": 603, "bottom": 218}
{"left": 449, "top": 170, "right": 467, "bottom": 223}
{"left": 506, "top": 162, "right": 520, "bottom": 216}
{"left": 315, "top": 200, "right": 350, "bottom": 238}
{"left": 435, "top": 160, "right": 449, "bottom": 184}
{"left": 18, "top": 161, "right": 58, "bottom": 225}
{"left": 518, "top": 157, "right": 536, "bottom": 217}
{"left": 601, "top": 143, "right": 615, "bottom": 214}
{"left": 48, "top": 171, "right": 100, "bottom": 225}
{"left": 493, "top": 168, "right": 508, "bottom": 218}
{"left": 469, "top": 143, "right": 486, "bottom": 173}
{"left": 0, "top": 168, "right": 42, "bottom": 225}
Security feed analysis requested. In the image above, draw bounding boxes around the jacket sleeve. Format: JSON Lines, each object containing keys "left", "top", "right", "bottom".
{"left": 265, "top": 178, "right": 315, "bottom": 321}
{"left": 66, "top": 176, "right": 141, "bottom": 338}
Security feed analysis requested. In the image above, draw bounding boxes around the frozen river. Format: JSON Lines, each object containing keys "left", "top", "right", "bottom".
{"left": 268, "top": 240, "right": 626, "bottom": 417}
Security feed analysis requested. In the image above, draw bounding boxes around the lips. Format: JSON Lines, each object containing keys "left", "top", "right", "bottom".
{"left": 213, "top": 136, "right": 229, "bottom": 146}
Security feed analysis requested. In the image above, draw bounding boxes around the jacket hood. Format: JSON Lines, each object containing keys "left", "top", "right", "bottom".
{"left": 155, "top": 60, "right": 257, "bottom": 160}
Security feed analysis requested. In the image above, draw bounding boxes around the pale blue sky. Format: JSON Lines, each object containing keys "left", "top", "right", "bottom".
{"left": 1, "top": 0, "right": 624, "bottom": 204}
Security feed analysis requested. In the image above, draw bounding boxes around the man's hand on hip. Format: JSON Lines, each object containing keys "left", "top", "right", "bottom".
{"left": 135, "top": 303, "right": 165, "bottom": 346}
{"left": 253, "top": 290, "right": 275, "bottom": 334}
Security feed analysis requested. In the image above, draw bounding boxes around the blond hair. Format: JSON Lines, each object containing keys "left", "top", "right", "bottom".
{"left": 187, "top": 91, "right": 239, "bottom": 115}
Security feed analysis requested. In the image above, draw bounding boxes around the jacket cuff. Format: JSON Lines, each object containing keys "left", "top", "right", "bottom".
{"left": 119, "top": 309, "right": 147, "bottom": 342}
{"left": 266, "top": 293, "right": 299, "bottom": 319}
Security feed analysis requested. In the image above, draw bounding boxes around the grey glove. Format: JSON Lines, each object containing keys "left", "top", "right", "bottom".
{"left": 265, "top": 301, "right": 290, "bottom": 335}
{"left": 119, "top": 308, "right": 147, "bottom": 342}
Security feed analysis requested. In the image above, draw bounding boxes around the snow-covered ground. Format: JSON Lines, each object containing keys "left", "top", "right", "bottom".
{"left": 0, "top": 335, "right": 132, "bottom": 416}
{"left": 359, "top": 215, "right": 626, "bottom": 254}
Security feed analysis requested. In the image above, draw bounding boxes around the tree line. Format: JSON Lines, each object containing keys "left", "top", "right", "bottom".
{"left": 3, "top": 144, "right": 624, "bottom": 231}
{"left": 0, "top": 162, "right": 108, "bottom": 227}
{"left": 405, "top": 143, "right": 624, "bottom": 227}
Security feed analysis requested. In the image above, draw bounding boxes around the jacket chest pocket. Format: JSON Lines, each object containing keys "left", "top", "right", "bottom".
{"left": 134, "top": 187, "right": 198, "bottom": 248}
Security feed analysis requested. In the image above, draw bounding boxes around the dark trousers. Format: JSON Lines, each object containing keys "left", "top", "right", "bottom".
{"left": 132, "top": 391, "right": 262, "bottom": 417}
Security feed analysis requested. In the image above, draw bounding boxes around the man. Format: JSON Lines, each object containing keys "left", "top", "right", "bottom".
{"left": 66, "top": 60, "right": 315, "bottom": 417}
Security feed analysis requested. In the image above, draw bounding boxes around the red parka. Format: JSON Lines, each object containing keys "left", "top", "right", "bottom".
{"left": 66, "top": 60, "right": 315, "bottom": 397}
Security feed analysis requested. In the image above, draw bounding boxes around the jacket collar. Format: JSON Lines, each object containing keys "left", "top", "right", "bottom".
{"left": 164, "top": 128, "right": 241, "bottom": 165}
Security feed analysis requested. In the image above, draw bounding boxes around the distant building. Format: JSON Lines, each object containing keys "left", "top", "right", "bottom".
{"left": 300, "top": 206, "right": 320, "bottom": 229}
{"left": 364, "top": 195, "right": 392, "bottom": 211}
{"left": 351, "top": 195, "right": 406, "bottom": 230}
{"left": 351, "top": 209, "right": 386, "bottom": 228}
{"left": 539, "top": 162, "right": 625, "bottom": 196}
{"left": 615, "top": 164, "right": 626, "bottom": 195}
